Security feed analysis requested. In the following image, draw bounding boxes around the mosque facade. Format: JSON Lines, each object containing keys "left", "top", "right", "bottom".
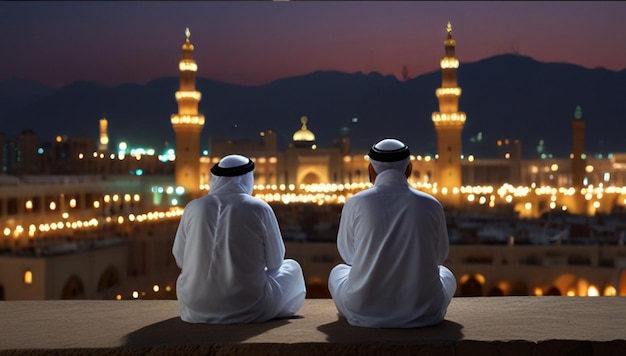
{"left": 201, "top": 116, "right": 368, "bottom": 191}
{"left": 184, "top": 23, "right": 626, "bottom": 216}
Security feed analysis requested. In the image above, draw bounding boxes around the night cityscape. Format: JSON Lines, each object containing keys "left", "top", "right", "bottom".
{"left": 1, "top": 2, "right": 626, "bottom": 306}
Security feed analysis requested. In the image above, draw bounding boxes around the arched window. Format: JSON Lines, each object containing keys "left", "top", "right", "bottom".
{"left": 460, "top": 276, "right": 483, "bottom": 297}
{"left": 61, "top": 275, "right": 85, "bottom": 300}
{"left": 487, "top": 286, "right": 504, "bottom": 297}
{"left": 98, "top": 266, "right": 121, "bottom": 293}
{"left": 302, "top": 172, "right": 320, "bottom": 184}
{"left": 545, "top": 286, "right": 561, "bottom": 296}
{"left": 509, "top": 281, "right": 529, "bottom": 296}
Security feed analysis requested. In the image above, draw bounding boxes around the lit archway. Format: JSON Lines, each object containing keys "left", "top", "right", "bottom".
{"left": 302, "top": 172, "right": 321, "bottom": 185}
{"left": 61, "top": 275, "right": 85, "bottom": 300}
{"left": 554, "top": 273, "right": 576, "bottom": 295}
{"left": 296, "top": 164, "right": 328, "bottom": 186}
{"left": 576, "top": 278, "right": 590, "bottom": 296}
{"left": 603, "top": 284, "right": 617, "bottom": 296}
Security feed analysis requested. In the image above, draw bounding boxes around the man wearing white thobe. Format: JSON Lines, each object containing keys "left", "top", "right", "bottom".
{"left": 328, "top": 138, "right": 457, "bottom": 328}
{"left": 173, "top": 154, "right": 306, "bottom": 324}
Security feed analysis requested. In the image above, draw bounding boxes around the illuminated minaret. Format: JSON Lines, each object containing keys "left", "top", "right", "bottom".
{"left": 171, "top": 28, "right": 205, "bottom": 199}
{"left": 432, "top": 22, "right": 466, "bottom": 207}
{"left": 99, "top": 116, "right": 109, "bottom": 152}
{"left": 570, "top": 105, "right": 587, "bottom": 214}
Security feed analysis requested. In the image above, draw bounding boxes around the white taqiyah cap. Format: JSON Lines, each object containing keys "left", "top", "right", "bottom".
{"left": 368, "top": 138, "right": 411, "bottom": 173}
{"left": 211, "top": 154, "right": 255, "bottom": 177}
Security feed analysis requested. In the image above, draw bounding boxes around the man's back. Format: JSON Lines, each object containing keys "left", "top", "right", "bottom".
{"left": 329, "top": 139, "right": 455, "bottom": 328}
{"left": 172, "top": 155, "right": 306, "bottom": 324}
{"left": 335, "top": 169, "right": 450, "bottom": 327}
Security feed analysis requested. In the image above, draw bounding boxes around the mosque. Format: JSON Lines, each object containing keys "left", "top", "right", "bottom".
{"left": 170, "top": 25, "right": 626, "bottom": 217}
{"left": 2, "top": 23, "right": 625, "bottom": 224}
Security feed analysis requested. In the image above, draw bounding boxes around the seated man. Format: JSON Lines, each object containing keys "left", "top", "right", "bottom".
{"left": 173, "top": 154, "right": 306, "bottom": 324}
{"left": 328, "top": 138, "right": 456, "bottom": 328}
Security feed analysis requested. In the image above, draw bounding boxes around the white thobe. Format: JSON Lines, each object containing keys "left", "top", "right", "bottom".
{"left": 172, "top": 173, "right": 306, "bottom": 324}
{"left": 328, "top": 169, "right": 456, "bottom": 328}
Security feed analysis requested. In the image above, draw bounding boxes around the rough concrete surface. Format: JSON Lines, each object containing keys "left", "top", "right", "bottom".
{"left": 1, "top": 297, "right": 625, "bottom": 355}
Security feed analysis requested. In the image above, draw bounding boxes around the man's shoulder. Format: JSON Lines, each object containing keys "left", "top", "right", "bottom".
{"left": 348, "top": 187, "right": 376, "bottom": 201}
{"left": 409, "top": 187, "right": 442, "bottom": 203}
{"left": 240, "top": 194, "right": 274, "bottom": 209}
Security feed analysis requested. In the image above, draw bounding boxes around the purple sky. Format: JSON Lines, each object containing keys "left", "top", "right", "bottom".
{"left": 1, "top": 1, "right": 625, "bottom": 88}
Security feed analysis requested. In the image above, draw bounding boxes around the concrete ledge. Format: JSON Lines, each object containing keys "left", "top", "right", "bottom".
{"left": 1, "top": 297, "right": 625, "bottom": 355}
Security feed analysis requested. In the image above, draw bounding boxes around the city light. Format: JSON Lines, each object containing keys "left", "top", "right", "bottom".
{"left": 178, "top": 60, "right": 198, "bottom": 72}
{"left": 432, "top": 112, "right": 467, "bottom": 123}
{"left": 436, "top": 87, "right": 461, "bottom": 96}
{"left": 23, "top": 270, "right": 33, "bottom": 285}
{"left": 170, "top": 114, "right": 205, "bottom": 125}
{"left": 175, "top": 91, "right": 201, "bottom": 101}
{"left": 440, "top": 57, "right": 459, "bottom": 69}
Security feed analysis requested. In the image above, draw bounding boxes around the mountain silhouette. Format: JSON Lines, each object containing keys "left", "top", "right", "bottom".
{"left": 1, "top": 54, "right": 624, "bottom": 159}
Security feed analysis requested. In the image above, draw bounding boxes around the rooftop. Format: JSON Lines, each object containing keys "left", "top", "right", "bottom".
{"left": 1, "top": 297, "right": 625, "bottom": 355}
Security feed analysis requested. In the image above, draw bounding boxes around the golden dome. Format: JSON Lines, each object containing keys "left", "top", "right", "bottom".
{"left": 292, "top": 116, "right": 315, "bottom": 142}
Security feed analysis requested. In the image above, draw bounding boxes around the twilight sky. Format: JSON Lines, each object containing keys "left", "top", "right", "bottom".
{"left": 1, "top": 1, "right": 625, "bottom": 89}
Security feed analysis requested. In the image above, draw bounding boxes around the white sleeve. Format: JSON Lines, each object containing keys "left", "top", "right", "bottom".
{"left": 336, "top": 200, "right": 356, "bottom": 265}
{"left": 172, "top": 209, "right": 188, "bottom": 269}
{"left": 263, "top": 206, "right": 285, "bottom": 273}
{"left": 436, "top": 204, "right": 450, "bottom": 265}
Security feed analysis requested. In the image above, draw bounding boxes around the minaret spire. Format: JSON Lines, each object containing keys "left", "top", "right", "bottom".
{"left": 171, "top": 27, "right": 205, "bottom": 200}
{"left": 99, "top": 115, "right": 109, "bottom": 152}
{"left": 432, "top": 21, "right": 466, "bottom": 208}
{"left": 570, "top": 105, "right": 587, "bottom": 214}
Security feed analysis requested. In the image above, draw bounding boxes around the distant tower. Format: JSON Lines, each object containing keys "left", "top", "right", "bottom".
{"left": 571, "top": 105, "right": 586, "bottom": 187}
{"left": 171, "top": 28, "right": 205, "bottom": 199}
{"left": 402, "top": 65, "right": 409, "bottom": 81}
{"left": 571, "top": 105, "right": 587, "bottom": 214}
{"left": 432, "top": 22, "right": 466, "bottom": 207}
{"left": 99, "top": 116, "right": 109, "bottom": 152}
